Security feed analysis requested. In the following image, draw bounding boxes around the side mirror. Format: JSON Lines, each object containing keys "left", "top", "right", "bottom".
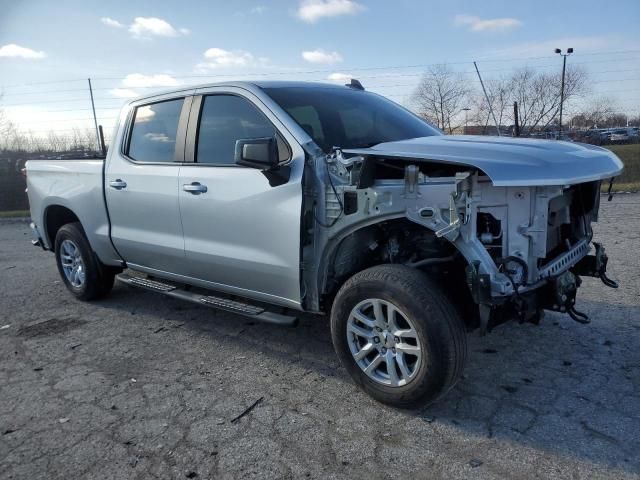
{"left": 234, "top": 137, "right": 279, "bottom": 170}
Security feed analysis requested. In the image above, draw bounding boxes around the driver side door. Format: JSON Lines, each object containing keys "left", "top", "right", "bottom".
{"left": 177, "top": 89, "right": 304, "bottom": 308}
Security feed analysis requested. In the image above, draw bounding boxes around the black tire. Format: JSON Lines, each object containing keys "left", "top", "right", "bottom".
{"left": 54, "top": 222, "right": 115, "bottom": 301}
{"left": 330, "top": 264, "right": 467, "bottom": 408}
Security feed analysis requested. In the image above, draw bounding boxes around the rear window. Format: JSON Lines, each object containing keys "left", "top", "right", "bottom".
{"left": 127, "top": 98, "right": 184, "bottom": 162}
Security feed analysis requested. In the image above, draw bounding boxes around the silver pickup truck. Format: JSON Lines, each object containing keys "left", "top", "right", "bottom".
{"left": 26, "top": 80, "right": 623, "bottom": 407}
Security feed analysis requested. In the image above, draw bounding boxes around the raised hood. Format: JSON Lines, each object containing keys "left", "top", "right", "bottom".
{"left": 342, "top": 135, "right": 623, "bottom": 187}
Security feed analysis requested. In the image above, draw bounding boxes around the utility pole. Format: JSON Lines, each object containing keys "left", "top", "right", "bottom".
{"left": 555, "top": 48, "right": 573, "bottom": 138}
{"left": 462, "top": 107, "right": 470, "bottom": 134}
{"left": 513, "top": 102, "right": 520, "bottom": 137}
{"left": 473, "top": 62, "right": 501, "bottom": 136}
{"left": 88, "top": 78, "right": 100, "bottom": 153}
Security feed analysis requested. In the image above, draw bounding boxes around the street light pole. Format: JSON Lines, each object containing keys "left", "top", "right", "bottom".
{"left": 555, "top": 48, "right": 573, "bottom": 138}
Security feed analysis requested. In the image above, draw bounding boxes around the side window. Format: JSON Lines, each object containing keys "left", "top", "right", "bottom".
{"left": 196, "top": 95, "right": 278, "bottom": 165}
{"left": 127, "top": 98, "right": 184, "bottom": 163}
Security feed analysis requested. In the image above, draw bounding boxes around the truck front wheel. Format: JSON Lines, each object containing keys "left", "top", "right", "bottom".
{"left": 54, "top": 222, "right": 115, "bottom": 301}
{"left": 330, "top": 265, "right": 467, "bottom": 408}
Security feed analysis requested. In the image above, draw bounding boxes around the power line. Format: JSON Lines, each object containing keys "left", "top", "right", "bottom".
{"left": 11, "top": 116, "right": 118, "bottom": 125}
{"left": 3, "top": 106, "right": 124, "bottom": 113}
{"left": 4, "top": 79, "right": 640, "bottom": 108}
{"left": 2, "top": 49, "right": 639, "bottom": 89}
{"left": 1, "top": 98, "right": 126, "bottom": 107}
{"left": 3, "top": 66, "right": 639, "bottom": 98}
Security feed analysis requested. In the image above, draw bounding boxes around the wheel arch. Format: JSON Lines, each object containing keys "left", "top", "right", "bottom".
{"left": 44, "top": 204, "right": 82, "bottom": 252}
{"left": 317, "top": 217, "right": 459, "bottom": 308}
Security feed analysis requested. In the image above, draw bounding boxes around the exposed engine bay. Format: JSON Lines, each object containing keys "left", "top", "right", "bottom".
{"left": 301, "top": 147, "right": 619, "bottom": 333}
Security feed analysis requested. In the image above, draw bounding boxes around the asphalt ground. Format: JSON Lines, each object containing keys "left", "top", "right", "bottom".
{"left": 1, "top": 194, "right": 639, "bottom": 479}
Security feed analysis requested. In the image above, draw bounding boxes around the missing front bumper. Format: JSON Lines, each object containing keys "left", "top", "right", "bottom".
{"left": 470, "top": 241, "right": 618, "bottom": 332}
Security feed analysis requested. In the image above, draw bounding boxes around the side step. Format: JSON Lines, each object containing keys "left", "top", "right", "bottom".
{"left": 117, "top": 274, "right": 298, "bottom": 326}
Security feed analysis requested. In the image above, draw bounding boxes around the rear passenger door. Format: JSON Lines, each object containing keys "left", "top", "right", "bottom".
{"left": 178, "top": 87, "right": 304, "bottom": 308}
{"left": 106, "top": 94, "right": 192, "bottom": 273}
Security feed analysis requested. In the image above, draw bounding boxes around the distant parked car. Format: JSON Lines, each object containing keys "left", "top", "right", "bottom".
{"left": 554, "top": 134, "right": 574, "bottom": 142}
{"left": 595, "top": 129, "right": 612, "bottom": 145}
{"left": 610, "top": 128, "right": 630, "bottom": 144}
{"left": 580, "top": 129, "right": 608, "bottom": 145}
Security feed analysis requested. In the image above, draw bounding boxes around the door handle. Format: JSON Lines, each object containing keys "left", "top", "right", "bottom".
{"left": 183, "top": 182, "right": 208, "bottom": 194}
{"left": 109, "top": 179, "right": 127, "bottom": 190}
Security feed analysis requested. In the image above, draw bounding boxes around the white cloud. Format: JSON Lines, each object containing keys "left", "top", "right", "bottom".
{"left": 327, "top": 72, "right": 352, "bottom": 81}
{"left": 0, "top": 44, "right": 46, "bottom": 59}
{"left": 121, "top": 73, "right": 180, "bottom": 88}
{"left": 455, "top": 15, "right": 522, "bottom": 32}
{"left": 302, "top": 49, "right": 343, "bottom": 64}
{"left": 129, "top": 17, "right": 189, "bottom": 39}
{"left": 109, "top": 88, "right": 139, "bottom": 98}
{"left": 196, "top": 48, "right": 266, "bottom": 70}
{"left": 297, "top": 0, "right": 364, "bottom": 23}
{"left": 101, "top": 17, "right": 124, "bottom": 28}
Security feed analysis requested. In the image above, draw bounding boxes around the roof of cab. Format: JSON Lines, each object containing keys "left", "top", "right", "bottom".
{"left": 127, "top": 80, "right": 352, "bottom": 104}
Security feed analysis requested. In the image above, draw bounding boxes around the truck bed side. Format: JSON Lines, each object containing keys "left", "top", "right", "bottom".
{"left": 26, "top": 159, "right": 122, "bottom": 266}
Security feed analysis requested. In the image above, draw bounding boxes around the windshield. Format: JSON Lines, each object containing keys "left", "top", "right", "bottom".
{"left": 263, "top": 86, "right": 441, "bottom": 153}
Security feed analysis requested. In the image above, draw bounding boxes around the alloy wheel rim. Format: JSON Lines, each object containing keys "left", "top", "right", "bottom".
{"left": 59, "top": 239, "right": 85, "bottom": 288}
{"left": 346, "top": 298, "right": 423, "bottom": 387}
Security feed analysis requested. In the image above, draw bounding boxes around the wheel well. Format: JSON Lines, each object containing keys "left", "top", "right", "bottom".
{"left": 45, "top": 206, "right": 80, "bottom": 251}
{"left": 321, "top": 218, "right": 479, "bottom": 327}
{"left": 322, "top": 218, "right": 457, "bottom": 303}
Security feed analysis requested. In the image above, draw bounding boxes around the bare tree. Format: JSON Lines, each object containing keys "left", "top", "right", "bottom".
{"left": 82, "top": 128, "right": 97, "bottom": 151}
{"left": 570, "top": 97, "right": 618, "bottom": 129}
{"left": 0, "top": 94, "right": 17, "bottom": 150}
{"left": 411, "top": 65, "right": 470, "bottom": 133}
{"left": 508, "top": 65, "right": 587, "bottom": 134}
{"left": 469, "top": 76, "right": 511, "bottom": 133}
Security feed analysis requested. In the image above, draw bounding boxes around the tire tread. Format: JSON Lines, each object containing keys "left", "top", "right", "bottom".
{"left": 331, "top": 264, "right": 467, "bottom": 408}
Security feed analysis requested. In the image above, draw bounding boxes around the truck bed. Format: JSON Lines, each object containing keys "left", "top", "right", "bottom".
{"left": 26, "top": 159, "right": 121, "bottom": 265}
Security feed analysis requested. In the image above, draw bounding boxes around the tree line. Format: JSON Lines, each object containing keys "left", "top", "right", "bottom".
{"left": 410, "top": 64, "right": 639, "bottom": 135}
{"left": 2, "top": 70, "right": 639, "bottom": 158}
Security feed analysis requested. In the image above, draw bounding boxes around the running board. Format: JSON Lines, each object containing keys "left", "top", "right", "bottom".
{"left": 117, "top": 274, "right": 298, "bottom": 326}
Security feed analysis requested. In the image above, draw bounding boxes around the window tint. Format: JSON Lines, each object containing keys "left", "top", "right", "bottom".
{"left": 287, "top": 106, "right": 325, "bottom": 144}
{"left": 196, "top": 95, "right": 277, "bottom": 165}
{"left": 128, "top": 98, "right": 184, "bottom": 162}
{"left": 264, "top": 87, "right": 440, "bottom": 153}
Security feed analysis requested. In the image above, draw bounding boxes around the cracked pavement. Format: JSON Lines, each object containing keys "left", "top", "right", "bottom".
{"left": 1, "top": 194, "right": 639, "bottom": 479}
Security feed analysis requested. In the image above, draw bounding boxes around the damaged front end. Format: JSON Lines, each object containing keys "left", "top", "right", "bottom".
{"left": 459, "top": 179, "right": 620, "bottom": 333}
{"left": 303, "top": 145, "right": 620, "bottom": 333}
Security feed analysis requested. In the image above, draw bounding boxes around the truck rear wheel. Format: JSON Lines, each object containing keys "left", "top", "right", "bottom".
{"left": 54, "top": 222, "right": 115, "bottom": 301}
{"left": 330, "top": 264, "right": 467, "bottom": 408}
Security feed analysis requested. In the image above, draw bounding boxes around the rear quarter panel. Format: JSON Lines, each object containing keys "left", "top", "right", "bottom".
{"left": 26, "top": 159, "right": 122, "bottom": 265}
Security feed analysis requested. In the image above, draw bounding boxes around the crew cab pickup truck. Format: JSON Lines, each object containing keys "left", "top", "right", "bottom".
{"left": 26, "top": 81, "right": 623, "bottom": 407}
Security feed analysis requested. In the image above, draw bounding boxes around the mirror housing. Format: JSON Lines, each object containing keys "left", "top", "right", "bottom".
{"left": 234, "top": 137, "right": 279, "bottom": 170}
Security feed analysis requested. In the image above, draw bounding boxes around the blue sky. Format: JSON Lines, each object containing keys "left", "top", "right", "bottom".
{"left": 1, "top": 0, "right": 639, "bottom": 138}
